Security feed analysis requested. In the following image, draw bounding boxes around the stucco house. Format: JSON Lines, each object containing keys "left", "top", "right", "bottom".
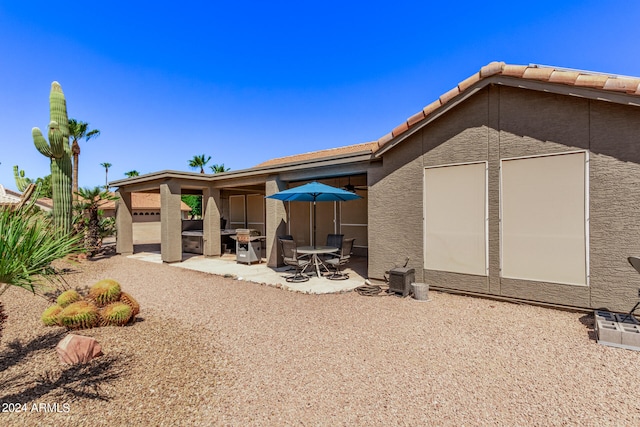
{"left": 111, "top": 62, "right": 640, "bottom": 312}
{"left": 0, "top": 184, "right": 53, "bottom": 211}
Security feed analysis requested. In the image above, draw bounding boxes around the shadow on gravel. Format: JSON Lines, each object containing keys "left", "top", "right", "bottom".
{"left": 0, "top": 330, "right": 66, "bottom": 373}
{"left": 579, "top": 313, "right": 597, "bottom": 341}
{"left": 0, "top": 353, "right": 125, "bottom": 402}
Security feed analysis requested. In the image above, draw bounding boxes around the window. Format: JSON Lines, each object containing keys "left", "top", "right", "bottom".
{"left": 424, "top": 162, "right": 488, "bottom": 276}
{"left": 500, "top": 152, "right": 588, "bottom": 285}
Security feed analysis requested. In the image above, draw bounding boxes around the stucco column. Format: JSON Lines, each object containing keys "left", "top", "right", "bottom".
{"left": 115, "top": 189, "right": 133, "bottom": 255}
{"left": 265, "top": 177, "right": 288, "bottom": 267}
{"left": 202, "top": 186, "right": 222, "bottom": 257}
{"left": 160, "top": 180, "right": 182, "bottom": 263}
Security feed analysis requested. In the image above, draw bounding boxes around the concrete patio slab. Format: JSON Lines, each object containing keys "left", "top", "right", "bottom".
{"left": 127, "top": 251, "right": 368, "bottom": 294}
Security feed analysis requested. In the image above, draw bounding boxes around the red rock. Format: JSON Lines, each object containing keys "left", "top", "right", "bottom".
{"left": 56, "top": 334, "right": 103, "bottom": 365}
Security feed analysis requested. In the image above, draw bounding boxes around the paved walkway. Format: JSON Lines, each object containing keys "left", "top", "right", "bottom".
{"left": 127, "top": 251, "right": 369, "bottom": 294}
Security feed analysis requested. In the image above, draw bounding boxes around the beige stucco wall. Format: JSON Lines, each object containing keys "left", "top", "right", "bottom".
{"left": 369, "top": 85, "right": 640, "bottom": 311}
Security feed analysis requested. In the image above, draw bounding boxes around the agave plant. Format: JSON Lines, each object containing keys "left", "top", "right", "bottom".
{"left": 0, "top": 196, "right": 83, "bottom": 297}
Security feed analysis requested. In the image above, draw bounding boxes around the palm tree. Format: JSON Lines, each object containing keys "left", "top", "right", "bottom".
{"left": 189, "top": 154, "right": 211, "bottom": 174}
{"left": 68, "top": 119, "right": 101, "bottom": 200}
{"left": 210, "top": 163, "right": 230, "bottom": 173}
{"left": 75, "top": 187, "right": 117, "bottom": 257}
{"left": 124, "top": 170, "right": 140, "bottom": 178}
{"left": 100, "top": 162, "right": 112, "bottom": 189}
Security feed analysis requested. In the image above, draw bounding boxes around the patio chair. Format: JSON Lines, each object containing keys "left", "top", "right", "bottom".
{"left": 278, "top": 235, "right": 295, "bottom": 271}
{"left": 322, "top": 233, "right": 344, "bottom": 261}
{"left": 325, "top": 238, "right": 355, "bottom": 280}
{"left": 279, "top": 238, "right": 311, "bottom": 282}
{"left": 326, "top": 233, "right": 344, "bottom": 249}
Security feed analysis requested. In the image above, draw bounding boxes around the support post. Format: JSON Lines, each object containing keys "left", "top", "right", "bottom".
{"left": 115, "top": 190, "right": 133, "bottom": 255}
{"left": 203, "top": 186, "right": 222, "bottom": 257}
{"left": 160, "top": 180, "right": 182, "bottom": 263}
{"left": 265, "top": 177, "right": 288, "bottom": 267}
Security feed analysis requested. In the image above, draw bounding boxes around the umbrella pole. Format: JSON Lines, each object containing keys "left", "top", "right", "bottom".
{"left": 313, "top": 200, "right": 317, "bottom": 249}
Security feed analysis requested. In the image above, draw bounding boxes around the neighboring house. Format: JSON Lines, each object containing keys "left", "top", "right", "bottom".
{"left": 111, "top": 62, "right": 640, "bottom": 312}
{"left": 99, "top": 192, "right": 191, "bottom": 221}
{"left": 0, "top": 184, "right": 53, "bottom": 211}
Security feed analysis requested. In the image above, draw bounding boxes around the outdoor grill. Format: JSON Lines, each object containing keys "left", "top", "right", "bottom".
{"left": 233, "top": 229, "right": 265, "bottom": 264}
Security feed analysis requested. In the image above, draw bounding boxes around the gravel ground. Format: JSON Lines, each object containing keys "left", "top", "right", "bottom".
{"left": 2, "top": 253, "right": 640, "bottom": 426}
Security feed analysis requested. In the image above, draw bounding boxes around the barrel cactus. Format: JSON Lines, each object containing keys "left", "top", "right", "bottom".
{"left": 100, "top": 302, "right": 133, "bottom": 326}
{"left": 57, "top": 300, "right": 99, "bottom": 330}
{"left": 88, "top": 279, "right": 122, "bottom": 306}
{"left": 41, "top": 305, "right": 63, "bottom": 326}
{"left": 32, "top": 82, "right": 72, "bottom": 233}
{"left": 56, "top": 289, "right": 81, "bottom": 308}
{"left": 119, "top": 292, "right": 140, "bottom": 318}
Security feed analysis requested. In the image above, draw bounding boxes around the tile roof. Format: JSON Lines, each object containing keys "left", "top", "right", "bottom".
{"left": 99, "top": 192, "right": 191, "bottom": 211}
{"left": 254, "top": 142, "right": 380, "bottom": 168}
{"left": 253, "top": 62, "right": 640, "bottom": 168}
{"left": 376, "top": 62, "right": 640, "bottom": 150}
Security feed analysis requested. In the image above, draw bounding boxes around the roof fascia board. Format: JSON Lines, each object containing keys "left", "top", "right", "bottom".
{"left": 111, "top": 151, "right": 375, "bottom": 190}
{"left": 375, "top": 75, "right": 640, "bottom": 158}
{"left": 491, "top": 75, "right": 640, "bottom": 106}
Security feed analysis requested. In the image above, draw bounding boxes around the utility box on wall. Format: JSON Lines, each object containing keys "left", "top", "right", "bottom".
{"left": 388, "top": 267, "right": 415, "bottom": 296}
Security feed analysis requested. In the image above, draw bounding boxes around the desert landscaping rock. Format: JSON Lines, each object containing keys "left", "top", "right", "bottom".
{"left": 1, "top": 254, "right": 640, "bottom": 425}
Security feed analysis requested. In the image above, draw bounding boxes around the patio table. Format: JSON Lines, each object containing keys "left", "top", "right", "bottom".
{"left": 297, "top": 245, "right": 339, "bottom": 278}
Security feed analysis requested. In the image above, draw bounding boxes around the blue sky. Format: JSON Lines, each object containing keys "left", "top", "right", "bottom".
{"left": 1, "top": 1, "right": 638, "bottom": 190}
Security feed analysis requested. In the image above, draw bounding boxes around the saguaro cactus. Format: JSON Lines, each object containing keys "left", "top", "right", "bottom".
{"left": 12, "top": 165, "right": 31, "bottom": 192}
{"left": 32, "top": 82, "right": 72, "bottom": 233}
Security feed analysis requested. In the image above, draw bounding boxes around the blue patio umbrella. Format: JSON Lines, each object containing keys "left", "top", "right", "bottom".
{"left": 266, "top": 181, "right": 362, "bottom": 247}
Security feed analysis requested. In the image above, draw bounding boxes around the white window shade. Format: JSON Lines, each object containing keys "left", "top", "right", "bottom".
{"left": 501, "top": 152, "right": 587, "bottom": 285}
{"left": 424, "top": 162, "right": 488, "bottom": 276}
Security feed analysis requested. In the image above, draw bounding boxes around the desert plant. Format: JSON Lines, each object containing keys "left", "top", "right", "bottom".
{"left": 188, "top": 154, "right": 211, "bottom": 174}
{"left": 56, "top": 289, "right": 81, "bottom": 307}
{"left": 32, "top": 82, "right": 73, "bottom": 233}
{"left": 41, "top": 304, "right": 63, "bottom": 326}
{"left": 0, "top": 200, "right": 82, "bottom": 297}
{"left": 119, "top": 291, "right": 140, "bottom": 317}
{"left": 57, "top": 300, "right": 99, "bottom": 330}
{"left": 100, "top": 162, "right": 112, "bottom": 189}
{"left": 88, "top": 279, "right": 121, "bottom": 306}
{"left": 209, "top": 163, "right": 230, "bottom": 173}
{"left": 68, "top": 118, "right": 101, "bottom": 201}
{"left": 99, "top": 302, "right": 132, "bottom": 326}
{"left": 12, "top": 165, "right": 32, "bottom": 191}
{"left": 75, "top": 187, "right": 118, "bottom": 256}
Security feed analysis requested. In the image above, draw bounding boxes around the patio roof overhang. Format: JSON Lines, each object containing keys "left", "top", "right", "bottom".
{"left": 109, "top": 148, "right": 378, "bottom": 193}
